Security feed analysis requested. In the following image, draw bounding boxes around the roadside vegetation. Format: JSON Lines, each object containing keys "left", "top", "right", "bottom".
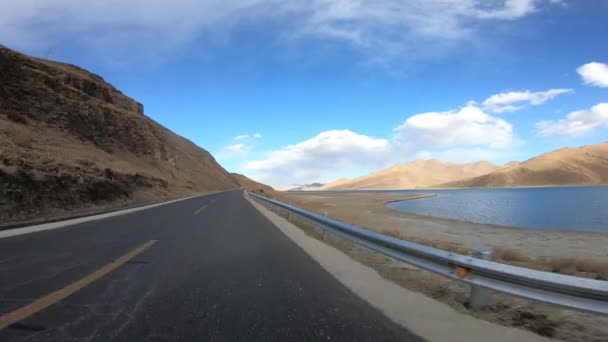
{"left": 381, "top": 228, "right": 608, "bottom": 280}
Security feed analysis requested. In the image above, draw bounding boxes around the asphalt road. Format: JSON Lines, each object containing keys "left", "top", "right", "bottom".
{"left": 0, "top": 190, "right": 422, "bottom": 341}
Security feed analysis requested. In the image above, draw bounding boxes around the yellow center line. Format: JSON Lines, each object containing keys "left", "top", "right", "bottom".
{"left": 0, "top": 240, "right": 158, "bottom": 330}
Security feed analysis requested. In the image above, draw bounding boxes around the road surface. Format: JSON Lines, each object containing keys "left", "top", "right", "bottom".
{"left": 0, "top": 190, "right": 421, "bottom": 341}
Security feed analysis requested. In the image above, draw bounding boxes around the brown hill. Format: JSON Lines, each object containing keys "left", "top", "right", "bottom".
{"left": 0, "top": 45, "right": 239, "bottom": 225}
{"left": 232, "top": 173, "right": 292, "bottom": 203}
{"left": 441, "top": 142, "right": 608, "bottom": 188}
{"left": 232, "top": 173, "right": 275, "bottom": 194}
{"left": 322, "top": 159, "right": 499, "bottom": 190}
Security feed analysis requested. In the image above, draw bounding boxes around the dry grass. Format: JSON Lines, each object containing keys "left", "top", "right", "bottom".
{"left": 11, "top": 132, "right": 34, "bottom": 149}
{"left": 285, "top": 192, "right": 608, "bottom": 282}
{"left": 256, "top": 200, "right": 608, "bottom": 341}
{"left": 544, "top": 257, "right": 608, "bottom": 280}
{"left": 382, "top": 228, "right": 470, "bottom": 255}
{"left": 381, "top": 229, "right": 608, "bottom": 280}
{"left": 492, "top": 246, "right": 532, "bottom": 263}
{"left": 6, "top": 112, "right": 27, "bottom": 124}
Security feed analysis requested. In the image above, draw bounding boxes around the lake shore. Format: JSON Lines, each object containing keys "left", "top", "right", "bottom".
{"left": 269, "top": 191, "right": 608, "bottom": 341}
{"left": 281, "top": 191, "right": 608, "bottom": 278}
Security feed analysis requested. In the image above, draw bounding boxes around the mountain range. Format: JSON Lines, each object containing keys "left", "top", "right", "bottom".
{"left": 320, "top": 159, "right": 499, "bottom": 190}
{"left": 316, "top": 142, "right": 608, "bottom": 190}
{"left": 440, "top": 143, "right": 608, "bottom": 188}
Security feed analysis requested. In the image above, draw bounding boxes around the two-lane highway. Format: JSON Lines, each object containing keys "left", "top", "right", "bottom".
{"left": 0, "top": 191, "right": 421, "bottom": 341}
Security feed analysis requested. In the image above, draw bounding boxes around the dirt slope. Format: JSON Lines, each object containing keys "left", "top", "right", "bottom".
{"left": 441, "top": 142, "right": 608, "bottom": 188}
{"left": 232, "top": 173, "right": 275, "bottom": 194}
{"left": 231, "top": 173, "right": 296, "bottom": 204}
{"left": 0, "top": 45, "right": 239, "bottom": 225}
{"left": 322, "top": 160, "right": 499, "bottom": 190}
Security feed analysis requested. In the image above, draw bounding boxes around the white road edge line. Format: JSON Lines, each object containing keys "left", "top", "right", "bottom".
{"left": 0, "top": 192, "right": 221, "bottom": 239}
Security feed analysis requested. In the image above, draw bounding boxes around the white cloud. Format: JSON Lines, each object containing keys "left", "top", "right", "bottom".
{"left": 227, "top": 143, "right": 247, "bottom": 151}
{"left": 0, "top": 0, "right": 275, "bottom": 64}
{"left": 577, "top": 62, "right": 608, "bottom": 88}
{"left": 244, "top": 129, "right": 391, "bottom": 184}
{"left": 482, "top": 89, "right": 573, "bottom": 113}
{"left": 216, "top": 142, "right": 249, "bottom": 162}
{"left": 234, "top": 133, "right": 262, "bottom": 140}
{"left": 216, "top": 132, "right": 263, "bottom": 161}
{"left": 0, "top": 0, "right": 560, "bottom": 64}
{"left": 536, "top": 103, "right": 608, "bottom": 137}
{"left": 472, "top": 0, "right": 538, "bottom": 19}
{"left": 237, "top": 85, "right": 583, "bottom": 184}
{"left": 244, "top": 102, "right": 520, "bottom": 184}
{"left": 395, "top": 103, "right": 514, "bottom": 148}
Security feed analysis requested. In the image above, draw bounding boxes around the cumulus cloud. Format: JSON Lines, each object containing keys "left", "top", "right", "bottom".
{"left": 217, "top": 132, "right": 263, "bottom": 161}
{"left": 0, "top": 0, "right": 560, "bottom": 64}
{"left": 395, "top": 103, "right": 514, "bottom": 148}
{"left": 244, "top": 130, "right": 391, "bottom": 184}
{"left": 244, "top": 102, "right": 518, "bottom": 184}
{"left": 536, "top": 103, "right": 608, "bottom": 137}
{"left": 482, "top": 89, "right": 573, "bottom": 113}
{"left": 577, "top": 62, "right": 608, "bottom": 87}
{"left": 472, "top": 0, "right": 538, "bottom": 19}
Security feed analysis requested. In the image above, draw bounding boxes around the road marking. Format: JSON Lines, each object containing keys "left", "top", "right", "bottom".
{"left": 0, "top": 240, "right": 158, "bottom": 331}
{"left": 0, "top": 191, "right": 231, "bottom": 239}
{"left": 193, "top": 199, "right": 216, "bottom": 215}
{"left": 193, "top": 205, "right": 208, "bottom": 215}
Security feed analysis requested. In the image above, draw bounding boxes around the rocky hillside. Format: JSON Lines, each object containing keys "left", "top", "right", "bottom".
{"left": 231, "top": 173, "right": 293, "bottom": 203}
{"left": 232, "top": 173, "right": 275, "bottom": 194}
{"left": 322, "top": 159, "right": 499, "bottom": 190}
{"left": 0, "top": 46, "right": 239, "bottom": 225}
{"left": 441, "top": 142, "right": 608, "bottom": 188}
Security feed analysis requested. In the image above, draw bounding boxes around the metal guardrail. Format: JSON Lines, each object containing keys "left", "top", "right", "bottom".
{"left": 248, "top": 192, "right": 608, "bottom": 315}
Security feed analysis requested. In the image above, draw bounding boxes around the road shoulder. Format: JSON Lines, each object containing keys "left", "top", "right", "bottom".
{"left": 245, "top": 195, "right": 553, "bottom": 342}
{"left": 0, "top": 191, "right": 222, "bottom": 239}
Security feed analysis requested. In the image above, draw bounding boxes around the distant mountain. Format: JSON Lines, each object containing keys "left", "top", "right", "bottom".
{"left": 441, "top": 142, "right": 608, "bottom": 188}
{"left": 321, "top": 160, "right": 499, "bottom": 190}
{"left": 232, "top": 173, "right": 275, "bottom": 194}
{"left": 288, "top": 183, "right": 325, "bottom": 191}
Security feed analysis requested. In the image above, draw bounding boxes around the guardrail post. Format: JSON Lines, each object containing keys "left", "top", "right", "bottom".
{"left": 321, "top": 212, "right": 329, "bottom": 240}
{"left": 470, "top": 246, "right": 494, "bottom": 310}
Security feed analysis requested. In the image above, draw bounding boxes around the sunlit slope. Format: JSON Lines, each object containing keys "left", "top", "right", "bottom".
{"left": 440, "top": 142, "right": 608, "bottom": 187}
{"left": 0, "top": 45, "right": 239, "bottom": 223}
{"left": 322, "top": 159, "right": 499, "bottom": 190}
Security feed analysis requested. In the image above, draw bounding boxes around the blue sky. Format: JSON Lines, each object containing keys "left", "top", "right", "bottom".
{"left": 2, "top": 0, "right": 607, "bottom": 186}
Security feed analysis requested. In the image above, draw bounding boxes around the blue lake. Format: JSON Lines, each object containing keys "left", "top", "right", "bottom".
{"left": 381, "top": 186, "right": 608, "bottom": 233}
